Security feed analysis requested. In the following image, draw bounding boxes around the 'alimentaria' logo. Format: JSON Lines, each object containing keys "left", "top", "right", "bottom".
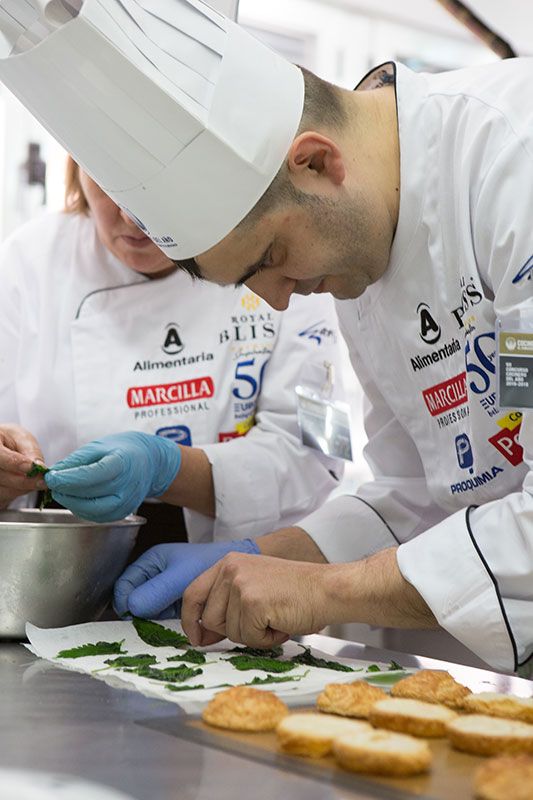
{"left": 162, "top": 323, "right": 184, "bottom": 355}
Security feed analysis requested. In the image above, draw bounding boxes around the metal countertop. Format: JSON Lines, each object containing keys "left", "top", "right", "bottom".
{"left": 1, "top": 634, "right": 532, "bottom": 800}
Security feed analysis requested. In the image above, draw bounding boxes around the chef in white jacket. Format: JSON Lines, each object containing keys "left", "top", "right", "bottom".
{"left": 0, "top": 157, "right": 343, "bottom": 553}
{"left": 0, "top": 1, "right": 531, "bottom": 673}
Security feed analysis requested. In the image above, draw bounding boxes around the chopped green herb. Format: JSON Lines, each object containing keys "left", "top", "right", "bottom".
{"left": 104, "top": 654, "right": 157, "bottom": 668}
{"left": 388, "top": 660, "right": 403, "bottom": 671}
{"left": 26, "top": 462, "right": 53, "bottom": 509}
{"left": 165, "top": 682, "right": 232, "bottom": 693}
{"left": 291, "top": 646, "right": 359, "bottom": 673}
{"left": 26, "top": 462, "right": 49, "bottom": 477}
{"left": 230, "top": 645, "right": 283, "bottom": 659}
{"left": 132, "top": 617, "right": 189, "bottom": 648}
{"left": 224, "top": 654, "right": 296, "bottom": 673}
{"left": 366, "top": 664, "right": 382, "bottom": 672}
{"left": 243, "top": 670, "right": 310, "bottom": 686}
{"left": 124, "top": 664, "right": 202, "bottom": 683}
{"left": 56, "top": 640, "right": 125, "bottom": 659}
{"left": 167, "top": 649, "right": 207, "bottom": 665}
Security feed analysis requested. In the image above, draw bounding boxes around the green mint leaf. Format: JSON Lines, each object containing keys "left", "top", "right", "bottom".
{"left": 366, "top": 664, "right": 382, "bottom": 672}
{"left": 164, "top": 682, "right": 233, "bottom": 693}
{"left": 224, "top": 654, "right": 296, "bottom": 673}
{"left": 388, "top": 660, "right": 403, "bottom": 671}
{"left": 132, "top": 617, "right": 189, "bottom": 648}
{"left": 229, "top": 645, "right": 283, "bottom": 659}
{"left": 244, "top": 669, "right": 310, "bottom": 686}
{"left": 104, "top": 654, "right": 157, "bottom": 668}
{"left": 291, "top": 646, "right": 357, "bottom": 672}
{"left": 26, "top": 462, "right": 49, "bottom": 478}
{"left": 167, "top": 649, "right": 207, "bottom": 665}
{"left": 124, "top": 664, "right": 202, "bottom": 683}
{"left": 56, "top": 640, "right": 125, "bottom": 659}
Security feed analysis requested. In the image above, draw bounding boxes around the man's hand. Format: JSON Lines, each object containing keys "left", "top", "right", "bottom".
{"left": 181, "top": 547, "right": 438, "bottom": 648}
{"left": 113, "top": 539, "right": 260, "bottom": 618}
{"left": 0, "top": 424, "right": 46, "bottom": 508}
{"left": 181, "top": 553, "right": 337, "bottom": 648}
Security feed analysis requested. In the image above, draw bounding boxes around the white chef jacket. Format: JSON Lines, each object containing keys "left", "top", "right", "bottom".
{"left": 301, "top": 59, "right": 533, "bottom": 673}
{"left": 0, "top": 210, "right": 343, "bottom": 541}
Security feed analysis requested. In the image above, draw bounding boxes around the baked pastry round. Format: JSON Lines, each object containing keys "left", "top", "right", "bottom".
{"left": 369, "top": 697, "right": 457, "bottom": 738}
{"left": 447, "top": 714, "right": 533, "bottom": 756}
{"left": 464, "top": 692, "right": 533, "bottom": 725}
{"left": 317, "top": 681, "right": 387, "bottom": 718}
{"left": 391, "top": 669, "right": 471, "bottom": 709}
{"left": 202, "top": 686, "right": 289, "bottom": 732}
{"left": 333, "top": 728, "right": 432, "bottom": 777}
{"left": 276, "top": 712, "right": 371, "bottom": 757}
{"left": 474, "top": 755, "right": 533, "bottom": 800}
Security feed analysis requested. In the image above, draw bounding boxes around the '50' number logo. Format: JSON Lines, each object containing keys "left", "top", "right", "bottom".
{"left": 465, "top": 332, "right": 495, "bottom": 395}
{"left": 232, "top": 358, "right": 270, "bottom": 400}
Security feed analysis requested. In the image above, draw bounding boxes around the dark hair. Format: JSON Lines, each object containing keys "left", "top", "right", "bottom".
{"left": 172, "top": 256, "right": 202, "bottom": 279}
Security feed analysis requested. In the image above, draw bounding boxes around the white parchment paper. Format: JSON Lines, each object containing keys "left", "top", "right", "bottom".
{"left": 25, "top": 619, "right": 403, "bottom": 707}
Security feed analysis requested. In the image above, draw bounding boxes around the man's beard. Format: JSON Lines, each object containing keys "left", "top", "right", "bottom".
{"left": 305, "top": 192, "right": 380, "bottom": 299}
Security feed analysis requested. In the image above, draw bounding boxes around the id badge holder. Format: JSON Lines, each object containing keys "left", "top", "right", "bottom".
{"left": 295, "top": 361, "right": 353, "bottom": 461}
{"left": 496, "top": 314, "right": 533, "bottom": 411}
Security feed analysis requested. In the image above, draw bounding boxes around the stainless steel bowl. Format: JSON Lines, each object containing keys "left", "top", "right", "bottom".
{"left": 0, "top": 509, "right": 145, "bottom": 638}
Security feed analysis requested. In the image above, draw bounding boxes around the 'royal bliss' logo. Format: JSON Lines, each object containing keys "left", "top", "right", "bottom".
{"left": 127, "top": 377, "right": 214, "bottom": 409}
{"left": 422, "top": 372, "right": 468, "bottom": 416}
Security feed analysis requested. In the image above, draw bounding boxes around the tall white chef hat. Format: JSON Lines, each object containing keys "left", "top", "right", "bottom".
{"left": 0, "top": 0, "right": 304, "bottom": 257}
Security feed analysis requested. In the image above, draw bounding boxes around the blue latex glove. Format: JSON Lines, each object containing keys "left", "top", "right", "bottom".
{"left": 114, "top": 539, "right": 260, "bottom": 619}
{"left": 45, "top": 432, "right": 181, "bottom": 522}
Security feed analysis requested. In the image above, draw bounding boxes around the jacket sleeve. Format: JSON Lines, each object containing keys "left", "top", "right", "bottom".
{"left": 398, "top": 128, "right": 533, "bottom": 673}
{"left": 300, "top": 349, "right": 449, "bottom": 562}
{"left": 186, "top": 293, "right": 344, "bottom": 542}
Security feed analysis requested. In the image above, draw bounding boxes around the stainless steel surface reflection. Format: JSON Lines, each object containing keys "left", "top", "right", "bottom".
{"left": 0, "top": 509, "right": 145, "bottom": 638}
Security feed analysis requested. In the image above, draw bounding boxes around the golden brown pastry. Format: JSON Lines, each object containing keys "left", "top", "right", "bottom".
{"left": 317, "top": 681, "right": 387, "bottom": 718}
{"left": 333, "top": 728, "right": 432, "bottom": 777}
{"left": 464, "top": 692, "right": 533, "bottom": 725}
{"left": 276, "top": 712, "right": 371, "bottom": 758}
{"left": 202, "top": 686, "right": 288, "bottom": 732}
{"left": 391, "top": 669, "right": 471, "bottom": 709}
{"left": 447, "top": 714, "right": 533, "bottom": 756}
{"left": 474, "top": 755, "right": 533, "bottom": 800}
{"left": 369, "top": 697, "right": 457, "bottom": 738}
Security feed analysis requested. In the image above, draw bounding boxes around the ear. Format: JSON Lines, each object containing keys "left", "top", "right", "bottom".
{"left": 287, "top": 131, "right": 346, "bottom": 188}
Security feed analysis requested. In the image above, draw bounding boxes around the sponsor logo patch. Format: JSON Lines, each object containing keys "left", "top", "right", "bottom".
{"left": 298, "top": 320, "right": 337, "bottom": 346}
{"left": 417, "top": 302, "right": 441, "bottom": 344}
{"left": 411, "top": 337, "right": 461, "bottom": 372}
{"left": 218, "top": 431, "right": 244, "bottom": 442}
{"left": 156, "top": 425, "right": 192, "bottom": 446}
{"left": 127, "top": 377, "right": 214, "bottom": 409}
{"left": 241, "top": 292, "right": 261, "bottom": 311}
{"left": 451, "top": 277, "right": 483, "bottom": 330}
{"left": 422, "top": 372, "right": 468, "bottom": 416}
{"left": 488, "top": 411, "right": 524, "bottom": 466}
{"left": 162, "top": 323, "right": 184, "bottom": 355}
{"left": 512, "top": 254, "right": 533, "bottom": 285}
{"left": 455, "top": 433, "right": 474, "bottom": 473}
{"left": 450, "top": 465, "right": 504, "bottom": 494}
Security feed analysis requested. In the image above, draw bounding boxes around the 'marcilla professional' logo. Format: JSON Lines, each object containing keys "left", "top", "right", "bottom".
{"left": 127, "top": 377, "right": 214, "bottom": 408}
{"left": 422, "top": 372, "right": 467, "bottom": 416}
